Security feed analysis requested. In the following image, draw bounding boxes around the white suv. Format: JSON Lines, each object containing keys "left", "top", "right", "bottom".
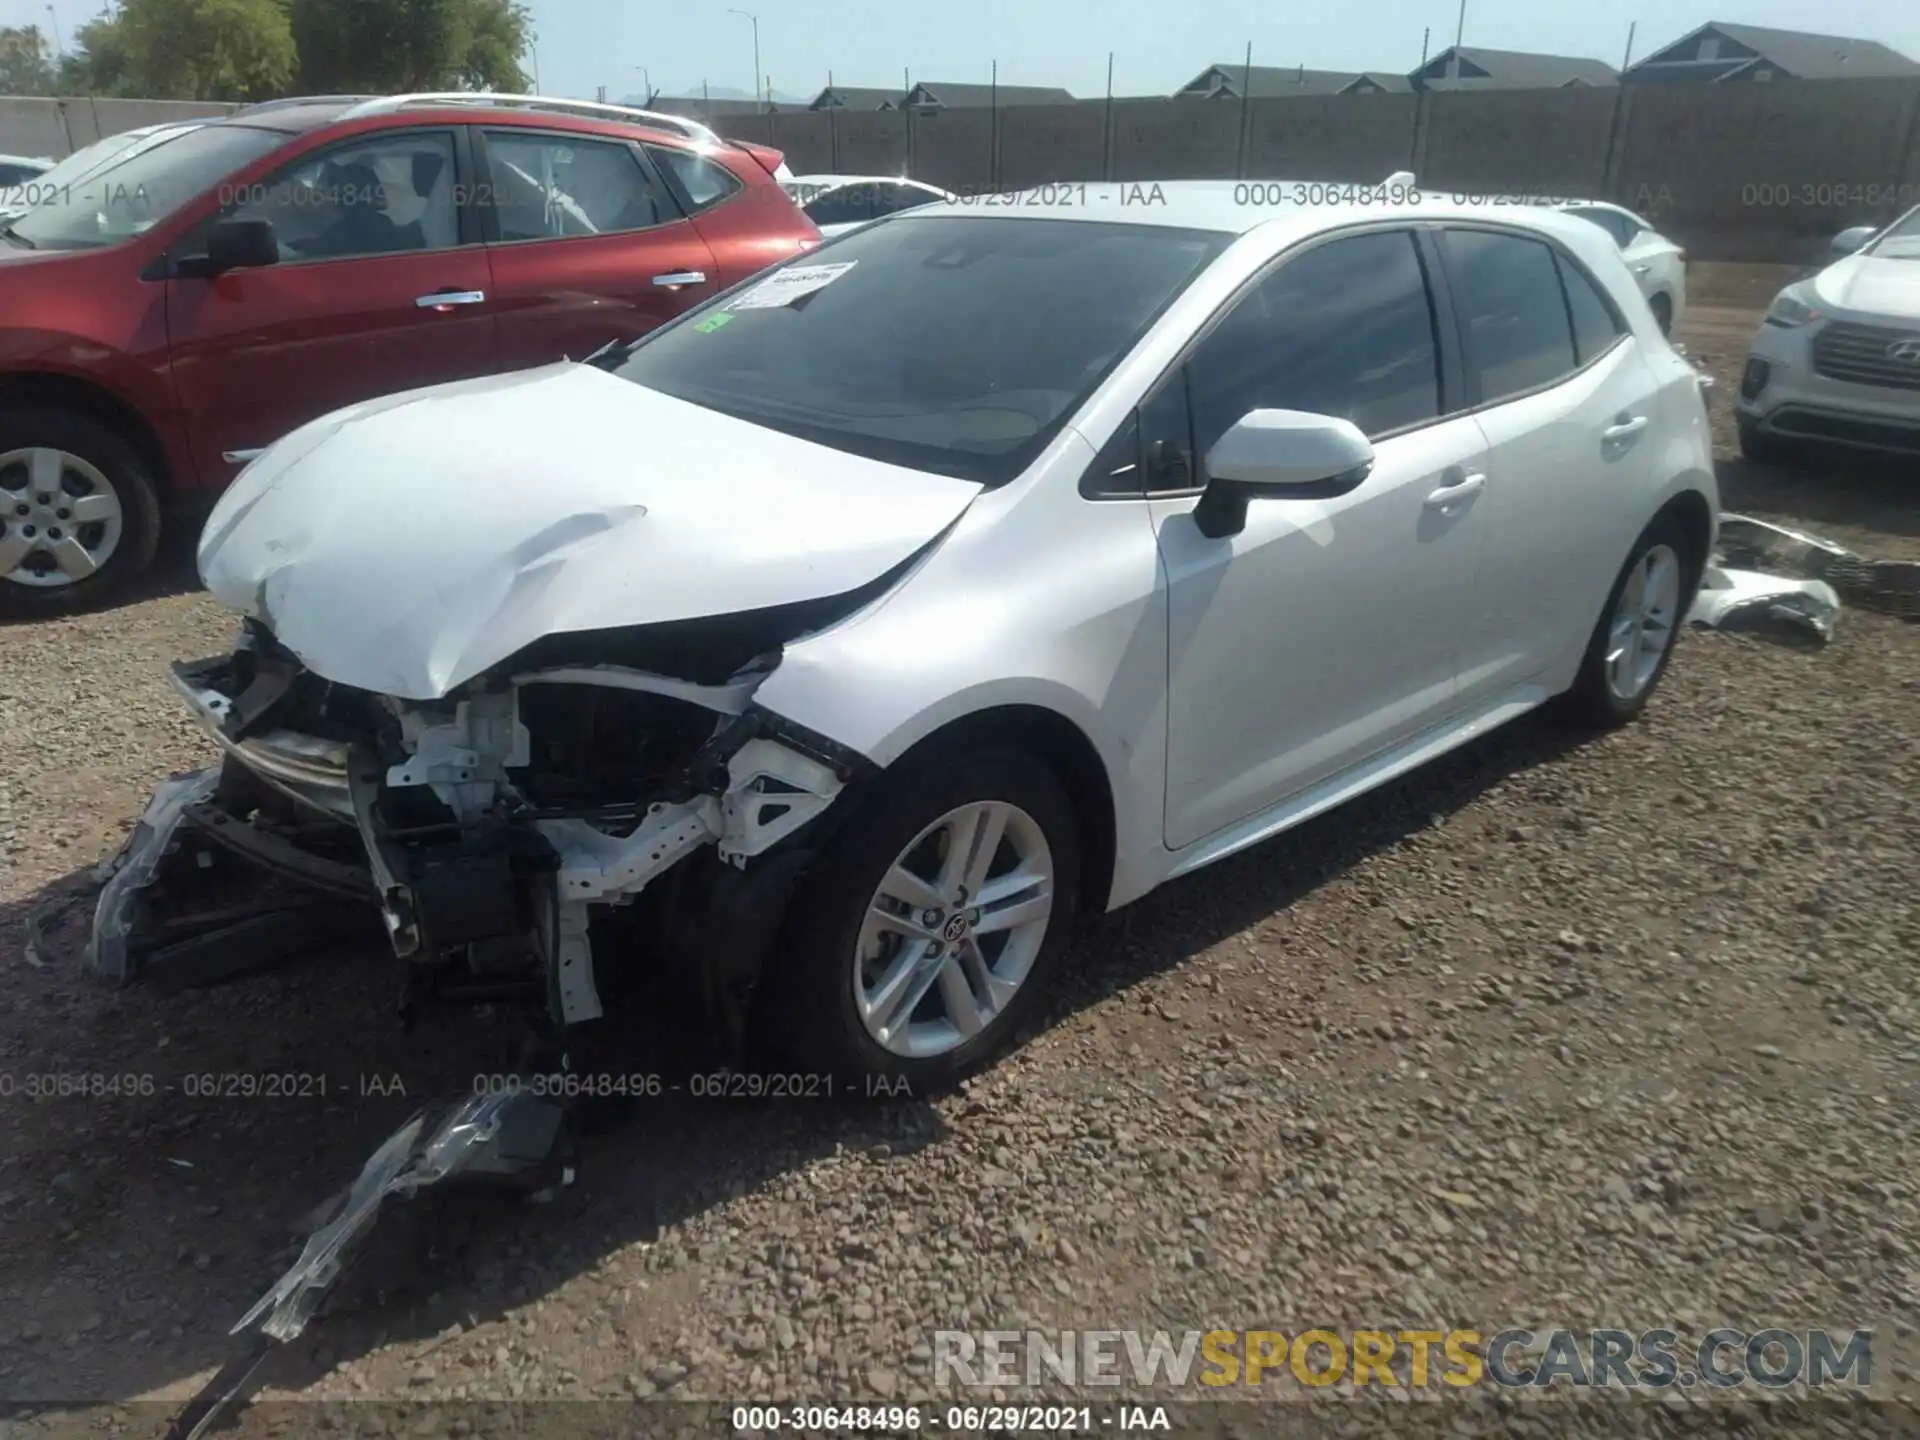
{"left": 1738, "top": 204, "right": 1920, "bottom": 463}
{"left": 97, "top": 183, "right": 1717, "bottom": 1089}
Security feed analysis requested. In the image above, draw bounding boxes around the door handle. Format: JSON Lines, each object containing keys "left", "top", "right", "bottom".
{"left": 415, "top": 290, "right": 486, "bottom": 309}
{"left": 1632, "top": 262, "right": 1650, "bottom": 274}
{"left": 652, "top": 270, "right": 708, "bottom": 288}
{"left": 1423, "top": 470, "right": 1486, "bottom": 509}
{"left": 1603, "top": 414, "right": 1650, "bottom": 442}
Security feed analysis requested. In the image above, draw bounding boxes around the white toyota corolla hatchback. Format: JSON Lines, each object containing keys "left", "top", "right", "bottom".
{"left": 95, "top": 182, "right": 1717, "bottom": 1090}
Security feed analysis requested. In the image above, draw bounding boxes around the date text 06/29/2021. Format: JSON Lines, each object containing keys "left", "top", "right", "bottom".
{"left": 730, "top": 1405, "right": 1173, "bottom": 1433}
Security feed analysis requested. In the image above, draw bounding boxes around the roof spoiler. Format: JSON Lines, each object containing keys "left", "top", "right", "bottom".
{"left": 731, "top": 140, "right": 788, "bottom": 178}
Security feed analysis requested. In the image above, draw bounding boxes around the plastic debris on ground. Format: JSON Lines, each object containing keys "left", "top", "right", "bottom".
{"left": 1689, "top": 513, "right": 1920, "bottom": 645}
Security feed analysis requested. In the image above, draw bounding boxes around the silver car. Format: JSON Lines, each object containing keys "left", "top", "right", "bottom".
{"left": 1737, "top": 205, "right": 1920, "bottom": 462}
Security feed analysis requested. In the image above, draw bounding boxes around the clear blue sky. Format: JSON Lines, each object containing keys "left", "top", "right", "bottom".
{"left": 13, "top": 0, "right": 1919, "bottom": 101}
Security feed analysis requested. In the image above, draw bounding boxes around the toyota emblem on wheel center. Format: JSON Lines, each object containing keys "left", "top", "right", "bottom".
{"left": 943, "top": 913, "right": 970, "bottom": 943}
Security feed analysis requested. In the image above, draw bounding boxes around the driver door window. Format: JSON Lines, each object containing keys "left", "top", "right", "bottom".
{"left": 224, "top": 131, "right": 461, "bottom": 262}
{"left": 1186, "top": 229, "right": 1442, "bottom": 473}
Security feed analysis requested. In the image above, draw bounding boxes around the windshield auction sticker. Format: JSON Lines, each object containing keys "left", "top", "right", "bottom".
{"left": 727, "top": 261, "right": 857, "bottom": 311}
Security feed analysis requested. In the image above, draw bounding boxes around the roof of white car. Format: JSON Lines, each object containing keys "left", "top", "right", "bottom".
{"left": 893, "top": 179, "right": 1620, "bottom": 247}
{"left": 788, "top": 173, "right": 946, "bottom": 190}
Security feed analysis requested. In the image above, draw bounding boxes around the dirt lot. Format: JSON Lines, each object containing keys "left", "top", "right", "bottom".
{"left": 2, "top": 269, "right": 1917, "bottom": 1434}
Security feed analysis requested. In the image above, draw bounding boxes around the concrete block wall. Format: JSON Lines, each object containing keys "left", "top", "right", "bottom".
{"left": 10, "top": 83, "right": 1920, "bottom": 262}
{"left": 718, "top": 78, "right": 1920, "bottom": 259}
{"left": 0, "top": 98, "right": 240, "bottom": 159}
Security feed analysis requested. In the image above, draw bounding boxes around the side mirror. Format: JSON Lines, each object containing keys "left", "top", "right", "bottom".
{"left": 1827, "top": 225, "right": 1876, "bottom": 260}
{"left": 196, "top": 217, "right": 279, "bottom": 276}
{"left": 1193, "top": 409, "right": 1374, "bottom": 539}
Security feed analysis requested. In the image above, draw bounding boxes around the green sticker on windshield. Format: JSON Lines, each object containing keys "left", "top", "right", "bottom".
{"left": 693, "top": 312, "right": 735, "bottom": 333}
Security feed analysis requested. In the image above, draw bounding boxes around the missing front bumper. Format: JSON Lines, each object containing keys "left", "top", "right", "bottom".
{"left": 97, "top": 641, "right": 861, "bottom": 1035}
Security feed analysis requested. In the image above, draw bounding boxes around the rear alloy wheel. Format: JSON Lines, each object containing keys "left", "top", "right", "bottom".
{"left": 0, "top": 407, "right": 161, "bottom": 615}
{"left": 763, "top": 748, "right": 1081, "bottom": 1092}
{"left": 1557, "top": 514, "right": 1695, "bottom": 730}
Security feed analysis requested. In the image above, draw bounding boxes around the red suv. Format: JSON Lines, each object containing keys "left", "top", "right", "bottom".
{"left": 0, "top": 94, "right": 821, "bottom": 613}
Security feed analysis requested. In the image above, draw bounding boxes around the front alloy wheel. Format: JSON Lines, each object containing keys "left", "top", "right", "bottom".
{"left": 763, "top": 747, "right": 1082, "bottom": 1090}
{"left": 856, "top": 800, "right": 1056, "bottom": 1059}
{"left": 0, "top": 447, "right": 126, "bottom": 589}
{"left": 0, "top": 405, "right": 162, "bottom": 616}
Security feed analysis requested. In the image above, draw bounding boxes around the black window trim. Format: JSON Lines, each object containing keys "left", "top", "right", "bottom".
{"left": 1431, "top": 220, "right": 1633, "bottom": 415}
{"left": 469, "top": 125, "right": 689, "bottom": 248}
{"left": 1079, "top": 219, "right": 1464, "bottom": 503}
{"left": 164, "top": 124, "right": 479, "bottom": 277}
{"left": 645, "top": 141, "right": 745, "bottom": 218}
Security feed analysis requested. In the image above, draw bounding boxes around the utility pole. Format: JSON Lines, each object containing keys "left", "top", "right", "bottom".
{"left": 1622, "top": 21, "right": 1638, "bottom": 70}
{"left": 728, "top": 9, "right": 762, "bottom": 111}
{"left": 45, "top": 4, "right": 65, "bottom": 55}
{"left": 1453, "top": 0, "right": 1466, "bottom": 50}
{"left": 1420, "top": 27, "right": 1430, "bottom": 68}
{"left": 635, "top": 66, "right": 652, "bottom": 103}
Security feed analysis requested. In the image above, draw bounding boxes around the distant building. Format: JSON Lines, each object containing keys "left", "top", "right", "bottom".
{"left": 894, "top": 82, "right": 1078, "bottom": 111}
{"left": 646, "top": 95, "right": 778, "bottom": 118}
{"left": 1623, "top": 22, "right": 1919, "bottom": 83}
{"left": 807, "top": 85, "right": 902, "bottom": 111}
{"left": 1174, "top": 63, "right": 1412, "bottom": 98}
{"left": 1409, "top": 46, "right": 1619, "bottom": 90}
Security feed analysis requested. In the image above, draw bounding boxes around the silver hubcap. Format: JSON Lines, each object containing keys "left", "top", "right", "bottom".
{"left": 855, "top": 800, "right": 1056, "bottom": 1059}
{"left": 0, "top": 447, "right": 124, "bottom": 588}
{"left": 1606, "top": 543, "right": 1681, "bottom": 702}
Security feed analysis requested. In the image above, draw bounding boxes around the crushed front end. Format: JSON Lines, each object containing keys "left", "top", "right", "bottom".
{"left": 88, "top": 619, "right": 860, "bottom": 1050}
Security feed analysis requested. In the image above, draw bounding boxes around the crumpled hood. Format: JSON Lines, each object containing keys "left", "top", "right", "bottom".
{"left": 198, "top": 362, "right": 982, "bottom": 700}
{"left": 1811, "top": 252, "right": 1920, "bottom": 320}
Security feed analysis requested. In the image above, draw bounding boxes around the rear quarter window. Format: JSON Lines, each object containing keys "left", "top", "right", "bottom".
{"left": 648, "top": 146, "right": 744, "bottom": 215}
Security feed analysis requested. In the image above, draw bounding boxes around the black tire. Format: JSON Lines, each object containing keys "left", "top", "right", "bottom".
{"left": 0, "top": 404, "right": 163, "bottom": 617}
{"left": 1649, "top": 292, "right": 1673, "bottom": 335}
{"left": 1556, "top": 512, "right": 1699, "bottom": 732}
{"left": 756, "top": 746, "right": 1083, "bottom": 1094}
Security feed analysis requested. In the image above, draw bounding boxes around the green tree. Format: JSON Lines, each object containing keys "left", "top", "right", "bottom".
{"left": 0, "top": 25, "right": 56, "bottom": 96}
{"left": 114, "top": 0, "right": 297, "bottom": 100}
{"left": 290, "top": 0, "right": 529, "bottom": 93}
{"left": 59, "top": 16, "right": 136, "bottom": 97}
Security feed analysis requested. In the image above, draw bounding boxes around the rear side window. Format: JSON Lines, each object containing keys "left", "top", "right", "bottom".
{"left": 1555, "top": 253, "right": 1625, "bottom": 365}
{"left": 1187, "top": 228, "right": 1441, "bottom": 455}
{"left": 1442, "top": 229, "right": 1577, "bottom": 403}
{"left": 874, "top": 182, "right": 938, "bottom": 217}
{"left": 483, "top": 130, "right": 672, "bottom": 240}
{"left": 648, "top": 146, "right": 743, "bottom": 214}
{"left": 805, "top": 185, "right": 873, "bottom": 227}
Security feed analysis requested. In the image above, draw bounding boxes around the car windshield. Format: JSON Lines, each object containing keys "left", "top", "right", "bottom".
{"left": 7, "top": 123, "right": 289, "bottom": 251}
{"left": 607, "top": 215, "right": 1230, "bottom": 485}
{"left": 1867, "top": 206, "right": 1920, "bottom": 260}
{"left": 4, "top": 132, "right": 141, "bottom": 199}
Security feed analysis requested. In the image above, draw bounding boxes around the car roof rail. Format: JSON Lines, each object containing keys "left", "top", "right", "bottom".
{"left": 335, "top": 93, "right": 723, "bottom": 146}
{"left": 231, "top": 95, "right": 383, "bottom": 114}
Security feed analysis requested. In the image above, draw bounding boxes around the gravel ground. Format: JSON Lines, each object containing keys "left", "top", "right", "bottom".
{"left": 2, "top": 277, "right": 1917, "bottom": 1436}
